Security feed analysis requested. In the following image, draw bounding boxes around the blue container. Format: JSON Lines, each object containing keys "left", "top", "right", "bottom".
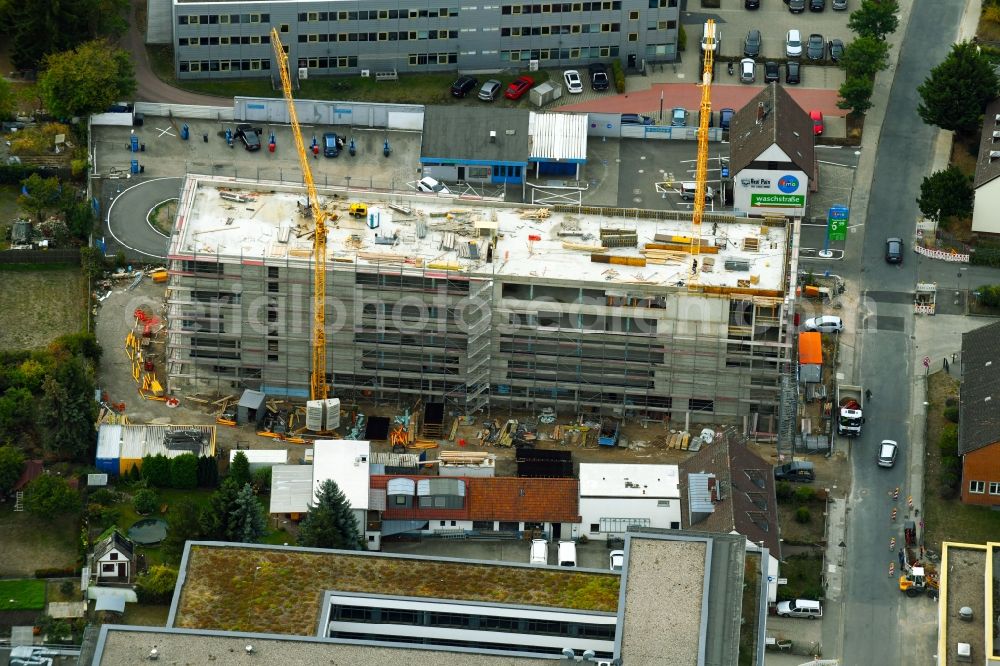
{"left": 130, "top": 159, "right": 139, "bottom": 174}
{"left": 96, "top": 457, "right": 119, "bottom": 475}
{"left": 181, "top": 124, "right": 190, "bottom": 140}
{"left": 130, "top": 135, "right": 139, "bottom": 152}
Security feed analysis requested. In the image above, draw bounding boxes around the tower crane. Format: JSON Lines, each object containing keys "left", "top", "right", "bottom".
{"left": 689, "top": 19, "right": 716, "bottom": 287}
{"left": 271, "top": 29, "right": 330, "bottom": 401}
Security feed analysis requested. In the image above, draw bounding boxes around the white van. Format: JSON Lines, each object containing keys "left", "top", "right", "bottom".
{"left": 775, "top": 599, "right": 823, "bottom": 619}
{"left": 558, "top": 541, "right": 577, "bottom": 568}
{"left": 530, "top": 539, "right": 548, "bottom": 565}
{"left": 701, "top": 23, "right": 720, "bottom": 52}
{"left": 680, "top": 182, "right": 715, "bottom": 202}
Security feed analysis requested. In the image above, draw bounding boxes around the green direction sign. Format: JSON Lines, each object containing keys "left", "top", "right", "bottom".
{"left": 828, "top": 205, "right": 849, "bottom": 241}
{"left": 750, "top": 193, "right": 805, "bottom": 208}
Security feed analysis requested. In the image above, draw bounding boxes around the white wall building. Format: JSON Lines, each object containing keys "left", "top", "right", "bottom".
{"left": 578, "top": 463, "right": 681, "bottom": 540}
{"left": 312, "top": 440, "right": 372, "bottom": 542}
{"left": 229, "top": 448, "right": 288, "bottom": 472}
{"left": 972, "top": 98, "right": 1000, "bottom": 235}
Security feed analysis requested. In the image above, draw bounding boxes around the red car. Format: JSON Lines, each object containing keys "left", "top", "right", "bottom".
{"left": 504, "top": 76, "right": 535, "bottom": 100}
{"left": 810, "top": 110, "right": 824, "bottom": 136}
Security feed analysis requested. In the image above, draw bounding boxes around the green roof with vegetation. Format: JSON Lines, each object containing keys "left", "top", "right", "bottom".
{"left": 174, "top": 544, "right": 620, "bottom": 635}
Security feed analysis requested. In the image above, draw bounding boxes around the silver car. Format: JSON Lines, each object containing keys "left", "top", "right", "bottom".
{"left": 740, "top": 58, "right": 756, "bottom": 83}
{"left": 877, "top": 440, "right": 898, "bottom": 467}
{"left": 478, "top": 79, "right": 502, "bottom": 102}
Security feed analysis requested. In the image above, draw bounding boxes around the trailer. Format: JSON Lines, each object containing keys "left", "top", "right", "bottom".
{"left": 836, "top": 384, "right": 864, "bottom": 437}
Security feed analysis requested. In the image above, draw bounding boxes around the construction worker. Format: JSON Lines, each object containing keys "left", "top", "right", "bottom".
{"left": 865, "top": 388, "right": 872, "bottom": 401}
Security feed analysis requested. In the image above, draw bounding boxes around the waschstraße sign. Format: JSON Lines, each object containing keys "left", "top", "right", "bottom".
{"left": 751, "top": 193, "right": 805, "bottom": 207}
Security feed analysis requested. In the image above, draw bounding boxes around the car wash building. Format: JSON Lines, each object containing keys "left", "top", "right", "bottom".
{"left": 728, "top": 84, "right": 814, "bottom": 219}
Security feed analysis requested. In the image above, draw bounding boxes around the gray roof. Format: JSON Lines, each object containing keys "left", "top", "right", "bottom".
{"left": 959, "top": 320, "right": 1000, "bottom": 455}
{"left": 95, "top": 530, "right": 134, "bottom": 561}
{"left": 268, "top": 465, "right": 314, "bottom": 514}
{"left": 973, "top": 97, "right": 1000, "bottom": 188}
{"left": 421, "top": 107, "right": 530, "bottom": 164}
{"left": 238, "top": 389, "right": 267, "bottom": 409}
{"left": 729, "top": 83, "right": 815, "bottom": 175}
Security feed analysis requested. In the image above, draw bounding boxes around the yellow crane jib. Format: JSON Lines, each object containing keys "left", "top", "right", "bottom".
{"left": 271, "top": 28, "right": 329, "bottom": 401}
{"left": 690, "top": 19, "right": 715, "bottom": 287}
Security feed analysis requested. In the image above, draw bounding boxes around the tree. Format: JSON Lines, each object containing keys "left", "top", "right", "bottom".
{"left": 848, "top": 0, "right": 899, "bottom": 40}
{"left": 917, "top": 166, "right": 974, "bottom": 221}
{"left": 9, "top": 0, "right": 130, "bottom": 70}
{"left": 229, "top": 451, "right": 251, "bottom": 488}
{"left": 200, "top": 477, "right": 240, "bottom": 540}
{"left": 0, "top": 78, "right": 15, "bottom": 121}
{"left": 837, "top": 76, "right": 875, "bottom": 115}
{"left": 170, "top": 454, "right": 198, "bottom": 489}
{"left": 0, "top": 387, "right": 35, "bottom": 435}
{"left": 65, "top": 202, "right": 97, "bottom": 242}
{"left": 37, "top": 40, "right": 135, "bottom": 119}
{"left": 135, "top": 565, "right": 178, "bottom": 604}
{"left": 918, "top": 42, "right": 1000, "bottom": 134}
{"left": 839, "top": 36, "right": 889, "bottom": 80}
{"left": 163, "top": 498, "right": 204, "bottom": 561}
{"left": 140, "top": 455, "right": 171, "bottom": 488}
{"left": 196, "top": 456, "right": 219, "bottom": 488}
{"left": 39, "top": 355, "right": 98, "bottom": 459}
{"left": 297, "top": 479, "right": 360, "bottom": 550}
{"left": 0, "top": 446, "right": 25, "bottom": 495}
{"left": 24, "top": 475, "right": 81, "bottom": 518}
{"left": 228, "top": 483, "right": 266, "bottom": 543}
{"left": 133, "top": 488, "right": 158, "bottom": 515}
{"left": 18, "top": 174, "right": 69, "bottom": 224}
{"left": 252, "top": 467, "right": 272, "bottom": 494}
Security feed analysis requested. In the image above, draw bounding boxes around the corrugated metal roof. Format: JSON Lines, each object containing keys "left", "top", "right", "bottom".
{"left": 229, "top": 449, "right": 287, "bottom": 465}
{"left": 387, "top": 478, "right": 416, "bottom": 496}
{"left": 269, "top": 465, "right": 314, "bottom": 514}
{"left": 369, "top": 488, "right": 386, "bottom": 511}
{"left": 96, "top": 425, "right": 122, "bottom": 460}
{"left": 528, "top": 112, "right": 588, "bottom": 162}
{"left": 118, "top": 425, "right": 216, "bottom": 460}
{"left": 688, "top": 472, "right": 716, "bottom": 515}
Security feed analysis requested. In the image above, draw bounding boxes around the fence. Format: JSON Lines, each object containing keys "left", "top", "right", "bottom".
{"left": 0, "top": 248, "right": 80, "bottom": 265}
{"left": 914, "top": 244, "right": 969, "bottom": 263}
{"left": 133, "top": 103, "right": 234, "bottom": 122}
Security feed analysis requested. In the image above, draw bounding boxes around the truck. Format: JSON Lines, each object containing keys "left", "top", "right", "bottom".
{"left": 836, "top": 384, "right": 864, "bottom": 437}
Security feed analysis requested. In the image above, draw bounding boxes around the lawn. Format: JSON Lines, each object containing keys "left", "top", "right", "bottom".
{"left": 0, "top": 266, "right": 87, "bottom": 351}
{"left": 776, "top": 553, "right": 823, "bottom": 601}
{"left": 0, "top": 579, "right": 47, "bottom": 611}
{"left": 175, "top": 544, "right": 620, "bottom": 635}
{"left": 0, "top": 503, "right": 81, "bottom": 577}
{"left": 775, "top": 487, "right": 827, "bottom": 546}
{"left": 118, "top": 603, "right": 170, "bottom": 627}
{"left": 923, "top": 371, "right": 1000, "bottom": 553}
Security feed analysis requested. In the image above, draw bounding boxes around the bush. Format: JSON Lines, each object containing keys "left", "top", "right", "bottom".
{"left": 678, "top": 24, "right": 687, "bottom": 52}
{"left": 253, "top": 466, "right": 272, "bottom": 493}
{"left": 975, "top": 284, "right": 1000, "bottom": 308}
{"left": 795, "top": 507, "right": 812, "bottom": 523}
{"left": 939, "top": 423, "right": 959, "bottom": 457}
{"left": 938, "top": 455, "right": 961, "bottom": 499}
{"left": 35, "top": 567, "right": 77, "bottom": 579}
{"left": 135, "top": 565, "right": 178, "bottom": 604}
{"left": 133, "top": 488, "right": 158, "bottom": 515}
{"left": 169, "top": 454, "right": 198, "bottom": 489}
{"left": 971, "top": 245, "right": 1000, "bottom": 268}
{"left": 59, "top": 581, "right": 74, "bottom": 597}
{"left": 611, "top": 59, "right": 625, "bottom": 93}
{"left": 141, "top": 455, "right": 171, "bottom": 488}
{"left": 89, "top": 488, "right": 118, "bottom": 506}
{"left": 794, "top": 486, "right": 816, "bottom": 504}
{"left": 775, "top": 481, "right": 794, "bottom": 502}
{"left": 943, "top": 405, "right": 959, "bottom": 423}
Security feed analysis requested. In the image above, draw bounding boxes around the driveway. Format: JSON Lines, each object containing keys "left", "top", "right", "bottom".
{"left": 104, "top": 177, "right": 182, "bottom": 259}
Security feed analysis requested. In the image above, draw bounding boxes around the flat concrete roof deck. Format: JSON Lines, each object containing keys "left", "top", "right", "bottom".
{"left": 170, "top": 176, "right": 789, "bottom": 291}
{"left": 941, "top": 544, "right": 986, "bottom": 666}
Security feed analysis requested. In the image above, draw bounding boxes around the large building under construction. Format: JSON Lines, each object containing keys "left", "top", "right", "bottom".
{"left": 166, "top": 175, "right": 799, "bottom": 427}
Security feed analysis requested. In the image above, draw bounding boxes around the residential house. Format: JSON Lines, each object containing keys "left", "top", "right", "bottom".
{"left": 93, "top": 530, "right": 136, "bottom": 583}
{"left": 971, "top": 98, "right": 1000, "bottom": 235}
{"left": 578, "top": 463, "right": 681, "bottom": 540}
{"left": 959, "top": 321, "right": 1000, "bottom": 505}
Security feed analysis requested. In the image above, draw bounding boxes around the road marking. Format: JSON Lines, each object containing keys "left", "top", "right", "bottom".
{"left": 106, "top": 178, "right": 177, "bottom": 259}
{"left": 155, "top": 127, "right": 177, "bottom": 138}
{"left": 145, "top": 197, "right": 178, "bottom": 240}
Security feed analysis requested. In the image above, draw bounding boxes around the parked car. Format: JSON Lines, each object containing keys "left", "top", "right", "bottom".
{"left": 744, "top": 29, "right": 762, "bottom": 57}
{"left": 558, "top": 540, "right": 577, "bottom": 568}
{"left": 803, "top": 314, "right": 843, "bottom": 333}
{"left": 680, "top": 182, "right": 715, "bottom": 201}
{"left": 877, "top": 440, "right": 899, "bottom": 468}
{"left": 621, "top": 113, "right": 655, "bottom": 125}
{"left": 764, "top": 61, "right": 780, "bottom": 83}
{"left": 719, "top": 108, "right": 735, "bottom": 131}
{"left": 610, "top": 550, "right": 624, "bottom": 572}
{"left": 478, "top": 79, "right": 502, "bottom": 102}
{"left": 885, "top": 237, "right": 904, "bottom": 263}
{"left": 745, "top": 0, "right": 760, "bottom": 7}
{"left": 698, "top": 108, "right": 714, "bottom": 128}
{"left": 788, "top": 0, "right": 805, "bottom": 12}
{"left": 806, "top": 33, "right": 825, "bottom": 60}
{"left": 235, "top": 124, "right": 260, "bottom": 151}
{"left": 563, "top": 70, "right": 583, "bottom": 94}
{"left": 530, "top": 539, "right": 548, "bottom": 564}
{"left": 450, "top": 75, "right": 478, "bottom": 98}
{"left": 417, "top": 176, "right": 451, "bottom": 194}
{"left": 322, "top": 132, "right": 339, "bottom": 157}
{"left": 774, "top": 461, "right": 815, "bottom": 482}
{"left": 810, "top": 109, "right": 824, "bottom": 135}
{"left": 786, "top": 29, "right": 803, "bottom": 57}
{"left": 785, "top": 60, "right": 801, "bottom": 84}
{"left": 828, "top": 38, "right": 844, "bottom": 61}
{"left": 740, "top": 58, "right": 756, "bottom": 83}
{"left": 810, "top": 0, "right": 825, "bottom": 10}
{"left": 504, "top": 75, "right": 534, "bottom": 100}
{"left": 589, "top": 63, "right": 610, "bottom": 91}
{"left": 671, "top": 107, "right": 687, "bottom": 126}
{"left": 776, "top": 599, "right": 823, "bottom": 619}
{"left": 832, "top": 0, "right": 848, "bottom": 9}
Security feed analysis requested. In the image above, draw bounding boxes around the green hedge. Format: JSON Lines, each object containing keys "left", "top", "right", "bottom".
{"left": 971, "top": 246, "right": 1000, "bottom": 268}
{"left": 611, "top": 59, "right": 625, "bottom": 93}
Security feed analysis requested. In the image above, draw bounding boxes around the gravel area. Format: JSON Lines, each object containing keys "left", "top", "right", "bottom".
{"left": 943, "top": 545, "right": 986, "bottom": 666}
{"left": 621, "top": 537, "right": 705, "bottom": 664}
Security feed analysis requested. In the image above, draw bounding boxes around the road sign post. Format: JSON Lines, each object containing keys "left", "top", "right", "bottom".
{"left": 923, "top": 356, "right": 930, "bottom": 376}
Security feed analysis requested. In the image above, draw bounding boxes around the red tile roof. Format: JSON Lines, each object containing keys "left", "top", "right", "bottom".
{"left": 467, "top": 477, "right": 580, "bottom": 522}
{"left": 370, "top": 475, "right": 471, "bottom": 521}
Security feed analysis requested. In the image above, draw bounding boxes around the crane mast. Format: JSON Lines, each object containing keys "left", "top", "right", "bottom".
{"left": 271, "top": 29, "right": 329, "bottom": 401}
{"left": 690, "top": 19, "right": 715, "bottom": 286}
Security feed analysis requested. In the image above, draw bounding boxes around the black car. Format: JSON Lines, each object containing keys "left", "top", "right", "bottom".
{"left": 806, "top": 33, "right": 825, "bottom": 60}
{"left": 589, "top": 63, "right": 610, "bottom": 91}
{"left": 885, "top": 237, "right": 904, "bottom": 264}
{"left": 743, "top": 29, "right": 762, "bottom": 57}
{"left": 235, "top": 124, "right": 260, "bottom": 151}
{"left": 788, "top": 0, "right": 805, "bottom": 12}
{"left": 785, "top": 60, "right": 801, "bottom": 84}
{"left": 828, "top": 38, "right": 844, "bottom": 62}
{"left": 719, "top": 108, "right": 735, "bottom": 131}
{"left": 774, "top": 461, "right": 815, "bottom": 482}
{"left": 745, "top": 0, "right": 760, "bottom": 7}
{"left": 323, "top": 132, "right": 340, "bottom": 158}
{"left": 764, "top": 61, "right": 779, "bottom": 82}
{"left": 450, "top": 75, "right": 478, "bottom": 98}
{"left": 810, "top": 0, "right": 825, "bottom": 10}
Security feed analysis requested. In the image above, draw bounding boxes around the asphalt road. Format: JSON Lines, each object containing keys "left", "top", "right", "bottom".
{"left": 840, "top": 0, "right": 968, "bottom": 663}
{"left": 104, "top": 177, "right": 183, "bottom": 259}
